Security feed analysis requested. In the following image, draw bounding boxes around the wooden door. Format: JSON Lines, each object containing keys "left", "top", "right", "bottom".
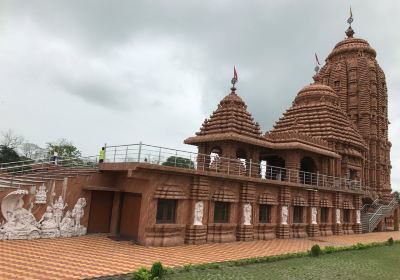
{"left": 88, "top": 191, "right": 114, "bottom": 233}
{"left": 119, "top": 193, "right": 142, "bottom": 241}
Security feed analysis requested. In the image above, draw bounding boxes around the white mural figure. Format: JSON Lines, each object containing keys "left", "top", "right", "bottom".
{"left": 72, "top": 198, "right": 87, "bottom": 235}
{"left": 0, "top": 190, "right": 40, "bottom": 240}
{"left": 281, "top": 206, "right": 288, "bottom": 225}
{"left": 35, "top": 184, "right": 48, "bottom": 204}
{"left": 311, "top": 207, "right": 317, "bottom": 225}
{"left": 356, "top": 210, "right": 361, "bottom": 224}
{"left": 193, "top": 201, "right": 204, "bottom": 226}
{"left": 243, "top": 203, "right": 252, "bottom": 225}
{"left": 53, "top": 196, "right": 68, "bottom": 226}
{"left": 39, "top": 205, "right": 60, "bottom": 238}
{"left": 336, "top": 209, "right": 341, "bottom": 224}
{"left": 60, "top": 211, "right": 75, "bottom": 237}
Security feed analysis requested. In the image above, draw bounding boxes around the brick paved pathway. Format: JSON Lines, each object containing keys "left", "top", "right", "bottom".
{"left": 0, "top": 231, "right": 399, "bottom": 280}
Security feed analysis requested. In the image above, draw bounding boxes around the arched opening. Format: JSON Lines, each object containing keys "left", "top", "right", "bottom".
{"left": 236, "top": 148, "right": 248, "bottom": 175}
{"left": 262, "top": 155, "right": 286, "bottom": 180}
{"left": 362, "top": 197, "right": 374, "bottom": 205}
{"left": 209, "top": 146, "right": 222, "bottom": 170}
{"left": 300, "top": 156, "right": 317, "bottom": 185}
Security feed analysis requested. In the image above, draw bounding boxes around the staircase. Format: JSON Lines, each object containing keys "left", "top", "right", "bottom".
{"left": 361, "top": 197, "right": 398, "bottom": 233}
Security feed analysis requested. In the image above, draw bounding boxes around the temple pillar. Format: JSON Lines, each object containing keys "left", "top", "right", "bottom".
{"left": 307, "top": 189, "right": 319, "bottom": 237}
{"left": 109, "top": 192, "right": 122, "bottom": 235}
{"left": 394, "top": 207, "right": 399, "bottom": 231}
{"left": 332, "top": 192, "right": 342, "bottom": 235}
{"left": 185, "top": 176, "right": 209, "bottom": 244}
{"left": 276, "top": 187, "right": 290, "bottom": 239}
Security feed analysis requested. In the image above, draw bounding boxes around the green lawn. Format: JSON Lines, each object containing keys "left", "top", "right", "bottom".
{"left": 163, "top": 244, "right": 400, "bottom": 280}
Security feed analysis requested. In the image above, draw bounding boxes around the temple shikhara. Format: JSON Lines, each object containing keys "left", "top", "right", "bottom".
{"left": 0, "top": 21, "right": 397, "bottom": 246}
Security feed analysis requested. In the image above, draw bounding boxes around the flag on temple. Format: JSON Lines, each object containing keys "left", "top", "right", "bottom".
{"left": 234, "top": 66, "right": 238, "bottom": 80}
{"left": 315, "top": 53, "right": 321, "bottom": 65}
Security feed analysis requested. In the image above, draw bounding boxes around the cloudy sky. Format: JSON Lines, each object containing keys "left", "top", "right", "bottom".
{"left": 0, "top": 1, "right": 399, "bottom": 189}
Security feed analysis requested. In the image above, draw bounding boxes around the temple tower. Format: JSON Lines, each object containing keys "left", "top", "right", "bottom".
{"left": 317, "top": 24, "right": 391, "bottom": 197}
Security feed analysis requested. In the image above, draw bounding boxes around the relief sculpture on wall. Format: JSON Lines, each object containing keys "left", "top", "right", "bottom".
{"left": 243, "top": 203, "right": 252, "bottom": 225}
{"left": 0, "top": 189, "right": 87, "bottom": 240}
{"left": 193, "top": 201, "right": 204, "bottom": 226}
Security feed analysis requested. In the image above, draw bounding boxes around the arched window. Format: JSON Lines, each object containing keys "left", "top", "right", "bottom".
{"left": 209, "top": 147, "right": 222, "bottom": 170}
{"left": 300, "top": 156, "right": 317, "bottom": 184}
{"left": 236, "top": 148, "right": 247, "bottom": 174}
{"left": 263, "top": 155, "right": 286, "bottom": 180}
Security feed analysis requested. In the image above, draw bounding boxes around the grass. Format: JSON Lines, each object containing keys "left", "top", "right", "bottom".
{"left": 91, "top": 241, "right": 400, "bottom": 280}
{"left": 163, "top": 243, "right": 400, "bottom": 280}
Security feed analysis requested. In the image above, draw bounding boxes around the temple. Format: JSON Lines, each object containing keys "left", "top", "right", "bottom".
{"left": 0, "top": 21, "right": 398, "bottom": 246}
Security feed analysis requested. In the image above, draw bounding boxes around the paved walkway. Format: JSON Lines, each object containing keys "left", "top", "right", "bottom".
{"left": 0, "top": 231, "right": 399, "bottom": 280}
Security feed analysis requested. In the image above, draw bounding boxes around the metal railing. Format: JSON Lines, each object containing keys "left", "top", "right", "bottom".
{"left": 366, "top": 197, "right": 398, "bottom": 232}
{"left": 104, "top": 143, "right": 363, "bottom": 191}
{"left": 0, "top": 156, "right": 99, "bottom": 188}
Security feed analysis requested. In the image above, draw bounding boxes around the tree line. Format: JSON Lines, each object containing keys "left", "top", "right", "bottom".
{"left": 0, "top": 129, "right": 81, "bottom": 164}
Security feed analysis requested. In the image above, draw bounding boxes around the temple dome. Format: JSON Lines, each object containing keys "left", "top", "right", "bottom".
{"left": 268, "top": 82, "right": 367, "bottom": 151}
{"left": 185, "top": 88, "right": 262, "bottom": 144}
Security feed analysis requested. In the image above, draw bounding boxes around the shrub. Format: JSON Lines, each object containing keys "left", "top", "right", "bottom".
{"left": 183, "top": 263, "right": 193, "bottom": 272}
{"left": 150, "top": 262, "right": 165, "bottom": 279}
{"left": 310, "top": 244, "right": 321, "bottom": 257}
{"left": 324, "top": 246, "right": 336, "bottom": 254}
{"left": 132, "top": 267, "right": 151, "bottom": 280}
{"left": 388, "top": 237, "right": 394, "bottom": 246}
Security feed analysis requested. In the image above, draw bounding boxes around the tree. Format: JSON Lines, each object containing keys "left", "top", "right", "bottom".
{"left": 162, "top": 156, "right": 195, "bottom": 169}
{"left": 21, "top": 142, "right": 46, "bottom": 159}
{"left": 0, "top": 145, "right": 21, "bottom": 163}
{"left": 47, "top": 139, "right": 82, "bottom": 159}
{"left": 394, "top": 191, "right": 400, "bottom": 203}
{"left": 1, "top": 129, "right": 24, "bottom": 149}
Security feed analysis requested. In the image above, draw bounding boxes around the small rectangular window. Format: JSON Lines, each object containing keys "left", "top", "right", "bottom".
{"left": 293, "top": 206, "right": 303, "bottom": 223}
{"left": 321, "top": 207, "right": 329, "bottom": 223}
{"left": 156, "top": 199, "right": 177, "bottom": 224}
{"left": 343, "top": 209, "right": 351, "bottom": 223}
{"left": 214, "top": 202, "right": 229, "bottom": 223}
{"left": 259, "top": 205, "right": 271, "bottom": 223}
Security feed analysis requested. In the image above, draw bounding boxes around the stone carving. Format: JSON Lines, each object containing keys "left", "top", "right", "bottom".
{"left": 193, "top": 201, "right": 204, "bottom": 226}
{"left": 281, "top": 206, "right": 288, "bottom": 225}
{"left": 0, "top": 190, "right": 87, "bottom": 240}
{"left": 35, "top": 184, "right": 48, "bottom": 204}
{"left": 53, "top": 196, "right": 68, "bottom": 226}
{"left": 72, "top": 198, "right": 87, "bottom": 235}
{"left": 311, "top": 207, "right": 317, "bottom": 225}
{"left": 243, "top": 203, "right": 252, "bottom": 225}
{"left": 356, "top": 210, "right": 361, "bottom": 224}
{"left": 39, "top": 205, "right": 60, "bottom": 238}
{"left": 60, "top": 211, "right": 75, "bottom": 237}
{"left": 336, "top": 209, "right": 341, "bottom": 224}
{"left": 0, "top": 190, "right": 40, "bottom": 240}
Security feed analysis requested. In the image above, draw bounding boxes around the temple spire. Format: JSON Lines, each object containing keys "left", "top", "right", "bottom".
{"left": 231, "top": 66, "right": 238, "bottom": 92}
{"left": 346, "top": 6, "right": 355, "bottom": 38}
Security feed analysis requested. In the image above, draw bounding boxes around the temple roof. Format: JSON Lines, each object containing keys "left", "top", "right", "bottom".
{"left": 268, "top": 81, "right": 367, "bottom": 151}
{"left": 185, "top": 87, "right": 262, "bottom": 144}
{"left": 326, "top": 26, "right": 376, "bottom": 60}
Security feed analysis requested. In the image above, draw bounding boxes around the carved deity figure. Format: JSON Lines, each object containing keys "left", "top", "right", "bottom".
{"left": 60, "top": 211, "right": 74, "bottom": 230}
{"left": 356, "top": 210, "right": 361, "bottom": 224}
{"left": 243, "top": 203, "right": 252, "bottom": 225}
{"left": 72, "top": 198, "right": 86, "bottom": 232}
{"left": 53, "top": 196, "right": 67, "bottom": 226}
{"left": 311, "top": 207, "right": 317, "bottom": 225}
{"left": 39, "top": 206, "right": 58, "bottom": 230}
{"left": 193, "top": 201, "right": 204, "bottom": 226}
{"left": 336, "top": 209, "right": 341, "bottom": 224}
{"left": 281, "top": 206, "right": 288, "bottom": 225}
{"left": 35, "top": 184, "right": 48, "bottom": 204}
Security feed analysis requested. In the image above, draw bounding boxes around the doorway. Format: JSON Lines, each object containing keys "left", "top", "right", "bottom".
{"left": 119, "top": 193, "right": 142, "bottom": 241}
{"left": 88, "top": 191, "right": 114, "bottom": 233}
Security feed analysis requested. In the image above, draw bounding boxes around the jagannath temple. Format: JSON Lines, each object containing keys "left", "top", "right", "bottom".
{"left": 0, "top": 17, "right": 397, "bottom": 246}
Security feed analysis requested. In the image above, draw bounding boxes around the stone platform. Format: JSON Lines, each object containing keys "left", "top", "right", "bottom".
{"left": 0, "top": 232, "right": 399, "bottom": 279}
